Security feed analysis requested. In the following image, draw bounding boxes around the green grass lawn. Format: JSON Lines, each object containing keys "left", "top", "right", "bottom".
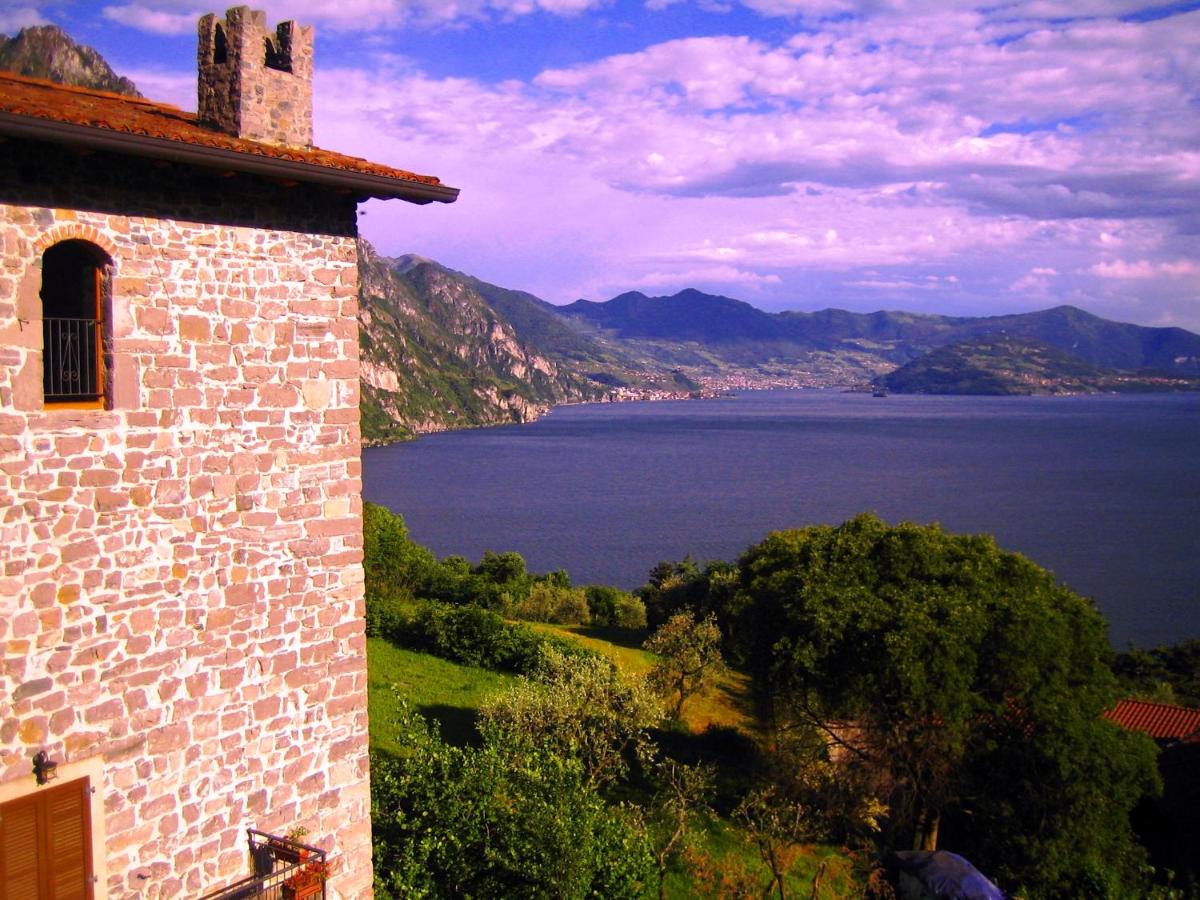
{"left": 367, "top": 637, "right": 516, "bottom": 751}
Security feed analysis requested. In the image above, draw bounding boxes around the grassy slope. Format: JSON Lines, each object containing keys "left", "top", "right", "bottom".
{"left": 367, "top": 629, "right": 859, "bottom": 897}
{"left": 367, "top": 637, "right": 516, "bottom": 750}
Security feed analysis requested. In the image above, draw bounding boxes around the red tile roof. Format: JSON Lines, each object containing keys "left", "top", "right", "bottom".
{"left": 0, "top": 71, "right": 457, "bottom": 204}
{"left": 1105, "top": 699, "right": 1200, "bottom": 740}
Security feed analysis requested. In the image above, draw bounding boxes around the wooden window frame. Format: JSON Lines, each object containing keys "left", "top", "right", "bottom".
{"left": 40, "top": 241, "right": 111, "bottom": 411}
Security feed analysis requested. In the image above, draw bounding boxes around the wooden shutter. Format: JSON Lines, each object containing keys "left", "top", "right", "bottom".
{"left": 0, "top": 780, "right": 93, "bottom": 900}
{"left": 0, "top": 795, "right": 41, "bottom": 900}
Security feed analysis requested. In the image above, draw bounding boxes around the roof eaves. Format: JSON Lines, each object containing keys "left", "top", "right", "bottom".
{"left": 0, "top": 110, "right": 460, "bottom": 205}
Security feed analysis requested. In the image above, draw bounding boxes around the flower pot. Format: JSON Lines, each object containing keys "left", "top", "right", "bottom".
{"left": 282, "top": 881, "right": 322, "bottom": 900}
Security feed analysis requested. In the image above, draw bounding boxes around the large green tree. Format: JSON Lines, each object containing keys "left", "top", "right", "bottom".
{"left": 735, "top": 514, "right": 1160, "bottom": 897}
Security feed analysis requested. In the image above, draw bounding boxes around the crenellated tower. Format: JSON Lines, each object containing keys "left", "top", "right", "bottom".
{"left": 197, "top": 5, "right": 313, "bottom": 148}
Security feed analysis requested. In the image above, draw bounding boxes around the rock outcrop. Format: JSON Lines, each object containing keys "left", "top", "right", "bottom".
{"left": 0, "top": 25, "right": 141, "bottom": 96}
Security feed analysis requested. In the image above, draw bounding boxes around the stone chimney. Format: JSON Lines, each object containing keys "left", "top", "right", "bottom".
{"left": 197, "top": 6, "right": 313, "bottom": 148}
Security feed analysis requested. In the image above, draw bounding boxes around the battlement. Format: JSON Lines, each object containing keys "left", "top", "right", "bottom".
{"left": 197, "top": 6, "right": 313, "bottom": 148}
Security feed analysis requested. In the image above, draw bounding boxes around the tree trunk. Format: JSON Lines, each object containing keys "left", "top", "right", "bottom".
{"left": 913, "top": 808, "right": 940, "bottom": 851}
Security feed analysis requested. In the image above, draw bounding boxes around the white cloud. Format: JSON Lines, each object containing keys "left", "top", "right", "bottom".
{"left": 0, "top": 6, "right": 47, "bottom": 32}
{"left": 292, "top": 1, "right": 1200, "bottom": 328}
{"left": 102, "top": 4, "right": 200, "bottom": 35}
{"left": 98, "top": 0, "right": 609, "bottom": 33}
{"left": 119, "top": 67, "right": 195, "bottom": 108}
{"left": 625, "top": 265, "right": 783, "bottom": 290}
{"left": 1089, "top": 259, "right": 1200, "bottom": 280}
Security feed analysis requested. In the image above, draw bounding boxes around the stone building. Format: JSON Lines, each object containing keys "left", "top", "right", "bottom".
{"left": 0, "top": 7, "right": 456, "bottom": 898}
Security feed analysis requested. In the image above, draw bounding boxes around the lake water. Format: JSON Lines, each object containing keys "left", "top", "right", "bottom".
{"left": 363, "top": 390, "right": 1200, "bottom": 648}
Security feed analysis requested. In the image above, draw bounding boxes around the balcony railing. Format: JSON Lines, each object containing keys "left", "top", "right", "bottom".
{"left": 199, "top": 829, "right": 329, "bottom": 900}
{"left": 43, "top": 316, "right": 101, "bottom": 402}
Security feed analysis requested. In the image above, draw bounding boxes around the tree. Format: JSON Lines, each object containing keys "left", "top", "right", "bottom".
{"left": 1113, "top": 639, "right": 1200, "bottom": 706}
{"left": 644, "top": 610, "right": 726, "bottom": 720}
{"left": 649, "top": 759, "right": 714, "bottom": 900}
{"left": 371, "top": 703, "right": 653, "bottom": 899}
{"left": 735, "top": 514, "right": 1160, "bottom": 896}
{"left": 478, "top": 648, "right": 663, "bottom": 787}
{"left": 586, "top": 585, "right": 648, "bottom": 629}
{"left": 734, "top": 785, "right": 822, "bottom": 900}
{"left": 362, "top": 502, "right": 437, "bottom": 602}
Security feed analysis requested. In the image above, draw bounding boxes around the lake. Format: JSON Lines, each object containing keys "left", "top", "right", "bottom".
{"left": 363, "top": 390, "right": 1200, "bottom": 648}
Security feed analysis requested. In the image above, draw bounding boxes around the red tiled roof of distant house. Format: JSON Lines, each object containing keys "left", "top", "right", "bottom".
{"left": 1104, "top": 699, "right": 1200, "bottom": 740}
{"left": 0, "top": 71, "right": 449, "bottom": 193}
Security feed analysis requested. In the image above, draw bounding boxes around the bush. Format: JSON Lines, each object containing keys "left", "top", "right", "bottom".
{"left": 479, "top": 649, "right": 663, "bottom": 787}
{"left": 364, "top": 593, "right": 408, "bottom": 640}
{"left": 371, "top": 706, "right": 654, "bottom": 900}
{"left": 362, "top": 502, "right": 437, "bottom": 603}
{"left": 614, "top": 593, "right": 648, "bottom": 629}
{"left": 378, "top": 599, "right": 594, "bottom": 675}
{"left": 510, "top": 583, "right": 592, "bottom": 625}
{"left": 586, "top": 585, "right": 648, "bottom": 629}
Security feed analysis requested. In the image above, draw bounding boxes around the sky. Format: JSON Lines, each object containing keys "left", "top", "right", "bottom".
{"left": 5, "top": 1, "right": 1200, "bottom": 328}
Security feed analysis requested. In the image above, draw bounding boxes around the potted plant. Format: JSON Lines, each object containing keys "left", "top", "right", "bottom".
{"left": 282, "top": 857, "right": 338, "bottom": 900}
{"left": 268, "top": 825, "right": 310, "bottom": 865}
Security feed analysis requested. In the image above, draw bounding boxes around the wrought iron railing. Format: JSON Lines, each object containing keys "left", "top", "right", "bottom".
{"left": 43, "top": 316, "right": 101, "bottom": 402}
{"left": 198, "top": 829, "right": 329, "bottom": 900}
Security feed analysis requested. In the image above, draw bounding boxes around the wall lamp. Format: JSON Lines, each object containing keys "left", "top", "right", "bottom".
{"left": 32, "top": 750, "right": 58, "bottom": 786}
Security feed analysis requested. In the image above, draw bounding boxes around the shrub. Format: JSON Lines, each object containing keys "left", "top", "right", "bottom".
{"left": 362, "top": 502, "right": 437, "bottom": 603}
{"left": 379, "top": 599, "right": 594, "bottom": 675}
{"left": 371, "top": 706, "right": 653, "bottom": 900}
{"left": 479, "top": 649, "right": 663, "bottom": 787}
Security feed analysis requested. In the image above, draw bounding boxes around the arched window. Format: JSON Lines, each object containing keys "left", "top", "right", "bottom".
{"left": 40, "top": 240, "right": 110, "bottom": 406}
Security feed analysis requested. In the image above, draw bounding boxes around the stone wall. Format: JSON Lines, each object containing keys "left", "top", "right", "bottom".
{"left": 0, "top": 140, "right": 372, "bottom": 898}
{"left": 198, "top": 7, "right": 314, "bottom": 149}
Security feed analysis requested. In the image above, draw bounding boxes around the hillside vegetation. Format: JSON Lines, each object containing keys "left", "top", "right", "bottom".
{"left": 364, "top": 502, "right": 1167, "bottom": 899}
{"left": 880, "top": 335, "right": 1200, "bottom": 395}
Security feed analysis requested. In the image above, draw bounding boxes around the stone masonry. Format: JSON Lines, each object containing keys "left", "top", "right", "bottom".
{"left": 0, "top": 133, "right": 372, "bottom": 898}
{"left": 198, "top": 6, "right": 314, "bottom": 148}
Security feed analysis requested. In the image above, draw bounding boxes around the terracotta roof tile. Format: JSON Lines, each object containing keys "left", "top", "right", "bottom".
{"left": 1105, "top": 699, "right": 1200, "bottom": 740}
{"left": 0, "top": 71, "right": 449, "bottom": 194}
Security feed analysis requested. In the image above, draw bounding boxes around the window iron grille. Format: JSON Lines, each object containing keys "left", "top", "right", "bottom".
{"left": 43, "top": 316, "right": 101, "bottom": 402}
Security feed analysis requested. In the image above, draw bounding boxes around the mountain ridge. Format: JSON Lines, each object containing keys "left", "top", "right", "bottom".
{"left": 879, "top": 334, "right": 1200, "bottom": 395}
{"left": 555, "top": 288, "right": 1200, "bottom": 379}
{"left": 0, "top": 25, "right": 141, "bottom": 96}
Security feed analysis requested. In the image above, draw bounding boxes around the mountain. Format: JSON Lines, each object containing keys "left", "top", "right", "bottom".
{"left": 357, "top": 242, "right": 609, "bottom": 444}
{"left": 879, "top": 335, "right": 1200, "bottom": 395}
{"left": 0, "top": 25, "right": 141, "bottom": 96}
{"left": 555, "top": 289, "right": 1200, "bottom": 385}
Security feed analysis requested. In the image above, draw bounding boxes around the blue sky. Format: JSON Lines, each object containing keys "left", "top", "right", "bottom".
{"left": 5, "top": 1, "right": 1200, "bottom": 329}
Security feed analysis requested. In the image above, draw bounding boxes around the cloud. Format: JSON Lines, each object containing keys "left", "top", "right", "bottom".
{"left": 624, "top": 265, "right": 783, "bottom": 290}
{"left": 101, "top": 4, "right": 200, "bottom": 35}
{"left": 0, "top": 6, "right": 47, "bottom": 32}
{"left": 97, "top": 0, "right": 610, "bottom": 33}
{"left": 118, "top": 67, "right": 196, "bottom": 108}
{"left": 1088, "top": 259, "right": 1200, "bottom": 279}
{"left": 292, "top": 2, "right": 1200, "bottom": 328}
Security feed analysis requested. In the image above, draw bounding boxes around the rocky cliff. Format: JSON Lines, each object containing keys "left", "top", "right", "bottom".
{"left": 0, "top": 25, "right": 141, "bottom": 96}
{"left": 358, "top": 241, "right": 609, "bottom": 444}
